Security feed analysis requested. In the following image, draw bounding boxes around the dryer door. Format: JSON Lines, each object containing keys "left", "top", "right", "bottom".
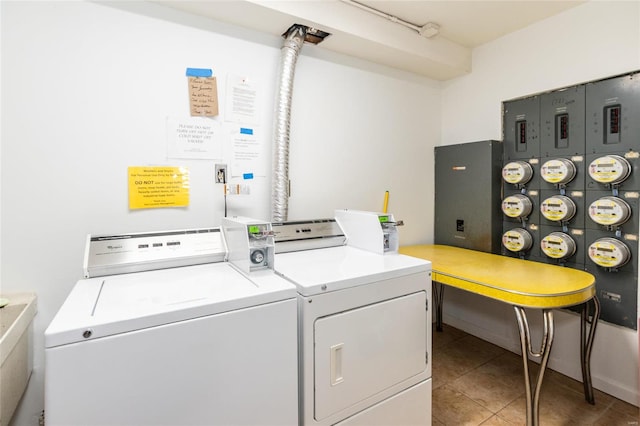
{"left": 314, "top": 291, "right": 427, "bottom": 421}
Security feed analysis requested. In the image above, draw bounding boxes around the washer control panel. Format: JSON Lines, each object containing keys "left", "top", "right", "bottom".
{"left": 222, "top": 217, "right": 275, "bottom": 273}
{"left": 84, "top": 228, "right": 226, "bottom": 278}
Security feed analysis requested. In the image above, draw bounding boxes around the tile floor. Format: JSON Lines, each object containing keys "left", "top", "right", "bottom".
{"left": 432, "top": 324, "right": 639, "bottom": 425}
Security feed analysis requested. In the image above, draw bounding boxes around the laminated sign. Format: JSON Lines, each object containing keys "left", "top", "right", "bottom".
{"left": 128, "top": 166, "right": 190, "bottom": 209}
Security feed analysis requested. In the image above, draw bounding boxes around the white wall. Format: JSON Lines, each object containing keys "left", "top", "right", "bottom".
{"left": 4, "top": 1, "right": 639, "bottom": 424}
{"left": 441, "top": 0, "right": 640, "bottom": 406}
{"left": 1, "top": 1, "right": 440, "bottom": 424}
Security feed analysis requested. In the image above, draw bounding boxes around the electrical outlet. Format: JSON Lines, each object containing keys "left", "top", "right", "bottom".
{"left": 215, "top": 164, "right": 227, "bottom": 183}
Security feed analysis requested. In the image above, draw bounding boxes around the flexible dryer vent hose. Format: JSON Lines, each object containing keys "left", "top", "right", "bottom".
{"left": 271, "top": 25, "right": 307, "bottom": 222}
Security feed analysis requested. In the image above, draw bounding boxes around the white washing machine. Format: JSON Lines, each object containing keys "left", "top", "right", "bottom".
{"left": 45, "top": 226, "right": 298, "bottom": 426}
{"left": 273, "top": 211, "right": 432, "bottom": 426}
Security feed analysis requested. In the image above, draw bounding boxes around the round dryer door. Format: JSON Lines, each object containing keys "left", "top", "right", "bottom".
{"left": 502, "top": 228, "right": 533, "bottom": 253}
{"left": 588, "top": 155, "right": 632, "bottom": 185}
{"left": 540, "top": 232, "right": 576, "bottom": 259}
{"left": 588, "top": 196, "right": 632, "bottom": 227}
{"left": 501, "top": 194, "right": 533, "bottom": 219}
{"left": 502, "top": 161, "right": 534, "bottom": 185}
{"left": 540, "top": 158, "right": 577, "bottom": 185}
{"left": 588, "top": 238, "right": 631, "bottom": 268}
{"left": 540, "top": 195, "right": 577, "bottom": 222}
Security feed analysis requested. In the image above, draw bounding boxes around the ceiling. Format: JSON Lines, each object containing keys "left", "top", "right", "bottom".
{"left": 153, "top": 0, "right": 586, "bottom": 80}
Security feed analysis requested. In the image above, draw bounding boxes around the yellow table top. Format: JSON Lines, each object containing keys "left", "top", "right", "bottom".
{"left": 399, "top": 245, "right": 596, "bottom": 309}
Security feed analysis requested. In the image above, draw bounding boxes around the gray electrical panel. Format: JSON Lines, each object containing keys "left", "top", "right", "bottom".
{"left": 540, "top": 85, "right": 586, "bottom": 158}
{"left": 434, "top": 140, "right": 503, "bottom": 254}
{"left": 500, "top": 71, "right": 640, "bottom": 330}
{"left": 503, "top": 96, "right": 540, "bottom": 160}
{"left": 586, "top": 73, "right": 640, "bottom": 154}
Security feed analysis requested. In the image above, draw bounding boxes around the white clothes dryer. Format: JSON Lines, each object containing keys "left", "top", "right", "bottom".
{"left": 273, "top": 215, "right": 432, "bottom": 426}
{"left": 45, "top": 228, "right": 298, "bottom": 426}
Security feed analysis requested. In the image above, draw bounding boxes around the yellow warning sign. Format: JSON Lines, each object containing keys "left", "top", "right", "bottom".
{"left": 128, "top": 166, "right": 190, "bottom": 209}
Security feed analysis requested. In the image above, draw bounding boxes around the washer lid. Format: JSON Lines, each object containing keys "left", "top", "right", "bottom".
{"left": 45, "top": 263, "right": 296, "bottom": 348}
{"left": 274, "top": 246, "right": 430, "bottom": 297}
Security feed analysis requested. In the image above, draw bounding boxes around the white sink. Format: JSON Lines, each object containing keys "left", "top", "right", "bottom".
{"left": 0, "top": 293, "right": 37, "bottom": 426}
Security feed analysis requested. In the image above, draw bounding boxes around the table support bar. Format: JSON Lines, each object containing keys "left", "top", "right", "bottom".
{"left": 433, "top": 282, "right": 445, "bottom": 332}
{"left": 514, "top": 307, "right": 554, "bottom": 426}
{"left": 580, "top": 296, "right": 601, "bottom": 404}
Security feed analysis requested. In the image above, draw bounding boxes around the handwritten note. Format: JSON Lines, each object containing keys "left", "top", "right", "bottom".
{"left": 188, "top": 76, "right": 218, "bottom": 116}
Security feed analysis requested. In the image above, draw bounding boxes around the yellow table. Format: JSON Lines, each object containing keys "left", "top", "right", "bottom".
{"left": 399, "top": 245, "right": 600, "bottom": 426}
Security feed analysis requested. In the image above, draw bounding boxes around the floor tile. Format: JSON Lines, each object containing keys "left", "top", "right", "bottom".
{"left": 432, "top": 324, "right": 468, "bottom": 350}
{"left": 591, "top": 405, "right": 640, "bottom": 425}
{"left": 433, "top": 334, "right": 506, "bottom": 389}
{"left": 479, "top": 414, "right": 516, "bottom": 425}
{"left": 450, "top": 351, "right": 525, "bottom": 413}
{"left": 433, "top": 384, "right": 495, "bottom": 425}
{"left": 431, "top": 324, "right": 640, "bottom": 426}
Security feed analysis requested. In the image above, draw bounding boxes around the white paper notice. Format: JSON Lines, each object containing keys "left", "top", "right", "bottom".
{"left": 228, "top": 126, "right": 264, "bottom": 177}
{"left": 167, "top": 117, "right": 222, "bottom": 160}
{"left": 225, "top": 74, "right": 259, "bottom": 124}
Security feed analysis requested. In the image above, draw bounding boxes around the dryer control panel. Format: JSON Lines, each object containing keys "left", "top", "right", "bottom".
{"left": 335, "top": 209, "right": 401, "bottom": 254}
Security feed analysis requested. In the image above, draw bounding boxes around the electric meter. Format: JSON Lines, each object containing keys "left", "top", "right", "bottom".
{"left": 502, "top": 228, "right": 533, "bottom": 253}
{"left": 540, "top": 158, "right": 577, "bottom": 185}
{"left": 588, "top": 155, "right": 631, "bottom": 185}
{"left": 587, "top": 196, "right": 632, "bottom": 227}
{"left": 588, "top": 237, "right": 631, "bottom": 268}
{"left": 540, "top": 232, "right": 576, "bottom": 259}
{"left": 540, "top": 195, "right": 577, "bottom": 222}
{"left": 501, "top": 194, "right": 533, "bottom": 219}
{"left": 502, "top": 161, "right": 534, "bottom": 185}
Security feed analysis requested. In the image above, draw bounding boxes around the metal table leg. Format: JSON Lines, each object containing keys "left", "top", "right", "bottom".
{"left": 580, "top": 296, "right": 600, "bottom": 404}
{"left": 433, "top": 281, "right": 445, "bottom": 332}
{"left": 514, "top": 307, "right": 554, "bottom": 426}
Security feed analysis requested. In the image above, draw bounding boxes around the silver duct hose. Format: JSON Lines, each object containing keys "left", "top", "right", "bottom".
{"left": 271, "top": 25, "right": 307, "bottom": 222}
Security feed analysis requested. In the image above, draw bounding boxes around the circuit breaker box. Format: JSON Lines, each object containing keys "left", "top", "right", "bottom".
{"left": 434, "top": 140, "right": 503, "bottom": 253}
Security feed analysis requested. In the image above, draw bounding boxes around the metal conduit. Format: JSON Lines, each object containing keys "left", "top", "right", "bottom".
{"left": 271, "top": 25, "right": 307, "bottom": 222}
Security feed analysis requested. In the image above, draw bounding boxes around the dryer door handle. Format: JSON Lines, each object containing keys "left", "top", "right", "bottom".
{"left": 330, "top": 343, "right": 344, "bottom": 386}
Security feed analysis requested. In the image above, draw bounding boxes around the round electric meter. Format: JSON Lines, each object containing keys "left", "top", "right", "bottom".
{"left": 587, "top": 196, "right": 632, "bottom": 227}
{"left": 502, "top": 228, "right": 533, "bottom": 253}
{"left": 540, "top": 232, "right": 576, "bottom": 259}
{"left": 502, "top": 161, "right": 534, "bottom": 185}
{"left": 501, "top": 194, "right": 533, "bottom": 218}
{"left": 588, "top": 237, "right": 631, "bottom": 268}
{"left": 540, "top": 158, "right": 577, "bottom": 185}
{"left": 540, "top": 195, "right": 577, "bottom": 222}
{"left": 588, "top": 155, "right": 631, "bottom": 185}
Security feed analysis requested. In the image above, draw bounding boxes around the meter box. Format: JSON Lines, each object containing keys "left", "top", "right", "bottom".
{"left": 586, "top": 227, "right": 638, "bottom": 273}
{"left": 586, "top": 73, "right": 640, "bottom": 154}
{"left": 540, "top": 85, "right": 586, "bottom": 158}
{"left": 539, "top": 190, "right": 584, "bottom": 228}
{"left": 501, "top": 224, "right": 540, "bottom": 260}
{"left": 434, "top": 140, "right": 503, "bottom": 254}
{"left": 502, "top": 189, "right": 540, "bottom": 225}
{"left": 334, "top": 209, "right": 400, "bottom": 254}
{"left": 502, "top": 159, "right": 540, "bottom": 190}
{"left": 586, "top": 152, "right": 640, "bottom": 191}
{"left": 585, "top": 228, "right": 638, "bottom": 329}
{"left": 584, "top": 190, "right": 638, "bottom": 234}
{"left": 503, "top": 96, "right": 540, "bottom": 160}
{"left": 539, "top": 156, "right": 586, "bottom": 191}
{"left": 222, "top": 216, "right": 275, "bottom": 273}
{"left": 538, "top": 225, "right": 585, "bottom": 268}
